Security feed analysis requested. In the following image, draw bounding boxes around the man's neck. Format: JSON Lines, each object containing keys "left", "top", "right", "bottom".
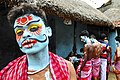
{"left": 27, "top": 47, "right": 50, "bottom": 71}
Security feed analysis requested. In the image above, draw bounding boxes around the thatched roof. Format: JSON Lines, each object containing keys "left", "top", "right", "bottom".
{"left": 104, "top": 8, "right": 120, "bottom": 28}
{"left": 0, "top": 0, "right": 114, "bottom": 28}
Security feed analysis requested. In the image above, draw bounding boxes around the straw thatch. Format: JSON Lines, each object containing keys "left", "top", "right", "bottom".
{"left": 104, "top": 8, "right": 120, "bottom": 28}
{"left": 0, "top": 0, "right": 114, "bottom": 28}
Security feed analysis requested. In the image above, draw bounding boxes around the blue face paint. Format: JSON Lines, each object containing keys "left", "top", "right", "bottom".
{"left": 81, "top": 36, "right": 91, "bottom": 44}
{"left": 14, "top": 14, "right": 52, "bottom": 71}
{"left": 14, "top": 14, "right": 49, "bottom": 54}
{"left": 81, "top": 36, "right": 87, "bottom": 43}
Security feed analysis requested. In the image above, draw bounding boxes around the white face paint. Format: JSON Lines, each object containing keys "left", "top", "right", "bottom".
{"left": 80, "top": 36, "right": 87, "bottom": 43}
{"left": 80, "top": 36, "right": 91, "bottom": 44}
{"left": 14, "top": 14, "right": 51, "bottom": 54}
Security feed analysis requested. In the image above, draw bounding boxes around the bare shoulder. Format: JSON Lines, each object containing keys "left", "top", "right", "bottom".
{"left": 65, "top": 60, "right": 77, "bottom": 80}
{"left": 65, "top": 60, "right": 75, "bottom": 72}
{"left": 65, "top": 60, "right": 74, "bottom": 67}
{"left": 117, "top": 47, "right": 120, "bottom": 50}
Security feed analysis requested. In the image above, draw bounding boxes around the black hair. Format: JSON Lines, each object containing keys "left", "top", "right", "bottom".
{"left": 79, "top": 30, "right": 89, "bottom": 37}
{"left": 99, "top": 33, "right": 107, "bottom": 40}
{"left": 7, "top": 3, "right": 48, "bottom": 27}
{"left": 80, "top": 48, "right": 84, "bottom": 52}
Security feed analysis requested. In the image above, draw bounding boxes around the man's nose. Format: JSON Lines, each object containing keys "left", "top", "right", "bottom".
{"left": 22, "top": 30, "right": 31, "bottom": 38}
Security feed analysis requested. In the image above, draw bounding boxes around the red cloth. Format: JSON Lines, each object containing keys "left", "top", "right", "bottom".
{"left": 0, "top": 52, "right": 70, "bottom": 80}
{"left": 92, "top": 58, "right": 100, "bottom": 77}
{"left": 114, "top": 62, "right": 120, "bottom": 74}
{"left": 76, "top": 58, "right": 92, "bottom": 80}
{"left": 49, "top": 52, "right": 70, "bottom": 80}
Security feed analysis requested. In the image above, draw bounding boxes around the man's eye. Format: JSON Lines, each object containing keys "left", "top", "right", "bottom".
{"left": 29, "top": 26, "right": 39, "bottom": 32}
{"left": 16, "top": 29, "right": 24, "bottom": 36}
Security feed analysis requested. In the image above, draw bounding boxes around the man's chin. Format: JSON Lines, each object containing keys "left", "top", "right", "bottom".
{"left": 20, "top": 48, "right": 37, "bottom": 54}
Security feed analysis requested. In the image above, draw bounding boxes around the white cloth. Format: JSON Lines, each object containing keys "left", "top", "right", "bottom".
{"left": 100, "top": 58, "right": 107, "bottom": 80}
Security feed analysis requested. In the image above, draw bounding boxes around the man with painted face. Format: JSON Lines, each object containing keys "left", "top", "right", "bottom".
{"left": 76, "top": 30, "right": 93, "bottom": 80}
{"left": 79, "top": 30, "right": 91, "bottom": 44}
{"left": 99, "top": 33, "right": 111, "bottom": 80}
{"left": 0, "top": 3, "right": 77, "bottom": 80}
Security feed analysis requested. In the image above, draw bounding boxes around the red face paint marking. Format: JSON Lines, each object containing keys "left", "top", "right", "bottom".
{"left": 16, "top": 34, "right": 23, "bottom": 41}
{"left": 30, "top": 25, "right": 42, "bottom": 36}
{"left": 21, "top": 17, "right": 27, "bottom": 24}
{"left": 17, "top": 15, "right": 33, "bottom": 25}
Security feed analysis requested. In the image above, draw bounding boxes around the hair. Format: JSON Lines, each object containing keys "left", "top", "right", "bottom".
{"left": 7, "top": 3, "right": 48, "bottom": 27}
{"left": 99, "top": 33, "right": 107, "bottom": 40}
{"left": 80, "top": 48, "right": 84, "bottom": 52}
{"left": 79, "top": 30, "right": 89, "bottom": 37}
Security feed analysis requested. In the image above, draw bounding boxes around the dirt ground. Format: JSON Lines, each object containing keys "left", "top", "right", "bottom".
{"left": 108, "top": 71, "right": 117, "bottom": 80}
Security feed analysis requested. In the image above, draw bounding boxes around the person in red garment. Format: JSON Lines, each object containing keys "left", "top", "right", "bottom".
{"left": 112, "top": 36, "right": 120, "bottom": 80}
{"left": 92, "top": 42, "right": 102, "bottom": 80}
{"left": 0, "top": 3, "right": 76, "bottom": 80}
{"left": 99, "top": 33, "right": 110, "bottom": 80}
{"left": 76, "top": 44, "right": 93, "bottom": 80}
{"left": 76, "top": 30, "right": 92, "bottom": 80}
{"left": 90, "top": 34, "right": 102, "bottom": 80}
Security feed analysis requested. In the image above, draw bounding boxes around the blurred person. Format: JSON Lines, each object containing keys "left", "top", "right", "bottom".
{"left": 104, "top": 39, "right": 112, "bottom": 80}
{"left": 99, "top": 33, "right": 110, "bottom": 80}
{"left": 79, "top": 30, "right": 92, "bottom": 44}
{"left": 76, "top": 44, "right": 93, "bottom": 80}
{"left": 90, "top": 34, "right": 102, "bottom": 80}
{"left": 112, "top": 36, "right": 120, "bottom": 80}
{"left": 92, "top": 43, "right": 102, "bottom": 80}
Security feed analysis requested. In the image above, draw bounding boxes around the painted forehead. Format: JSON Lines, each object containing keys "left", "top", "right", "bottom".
{"left": 14, "top": 14, "right": 42, "bottom": 28}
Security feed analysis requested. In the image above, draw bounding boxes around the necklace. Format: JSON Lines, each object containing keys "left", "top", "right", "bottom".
{"left": 28, "top": 66, "right": 51, "bottom": 80}
{"left": 27, "top": 63, "right": 49, "bottom": 75}
{"left": 28, "top": 76, "right": 33, "bottom": 80}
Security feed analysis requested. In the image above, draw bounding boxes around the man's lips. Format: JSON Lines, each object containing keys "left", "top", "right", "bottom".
{"left": 22, "top": 39, "right": 37, "bottom": 48}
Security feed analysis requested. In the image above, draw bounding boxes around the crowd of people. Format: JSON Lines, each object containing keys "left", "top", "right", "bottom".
{"left": 0, "top": 2, "right": 120, "bottom": 80}
{"left": 67, "top": 30, "right": 120, "bottom": 80}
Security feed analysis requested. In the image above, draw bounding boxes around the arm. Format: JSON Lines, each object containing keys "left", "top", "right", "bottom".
{"left": 80, "top": 53, "right": 87, "bottom": 71}
{"left": 66, "top": 60, "right": 77, "bottom": 80}
{"left": 107, "top": 46, "right": 112, "bottom": 65}
{"left": 77, "top": 53, "right": 87, "bottom": 77}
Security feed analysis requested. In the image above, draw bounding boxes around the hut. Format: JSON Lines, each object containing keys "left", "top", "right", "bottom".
{"left": 104, "top": 8, "right": 120, "bottom": 28}
{"left": 0, "top": 0, "right": 113, "bottom": 27}
{"left": 0, "top": 0, "right": 114, "bottom": 69}
{"left": 104, "top": 8, "right": 120, "bottom": 59}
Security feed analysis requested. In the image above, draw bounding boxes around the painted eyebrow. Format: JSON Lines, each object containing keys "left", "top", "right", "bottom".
{"left": 14, "top": 26, "right": 23, "bottom": 29}
{"left": 26, "top": 19, "right": 40, "bottom": 26}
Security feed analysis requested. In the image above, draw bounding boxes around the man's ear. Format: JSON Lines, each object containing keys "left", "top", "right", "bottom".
{"left": 46, "top": 27, "right": 52, "bottom": 37}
